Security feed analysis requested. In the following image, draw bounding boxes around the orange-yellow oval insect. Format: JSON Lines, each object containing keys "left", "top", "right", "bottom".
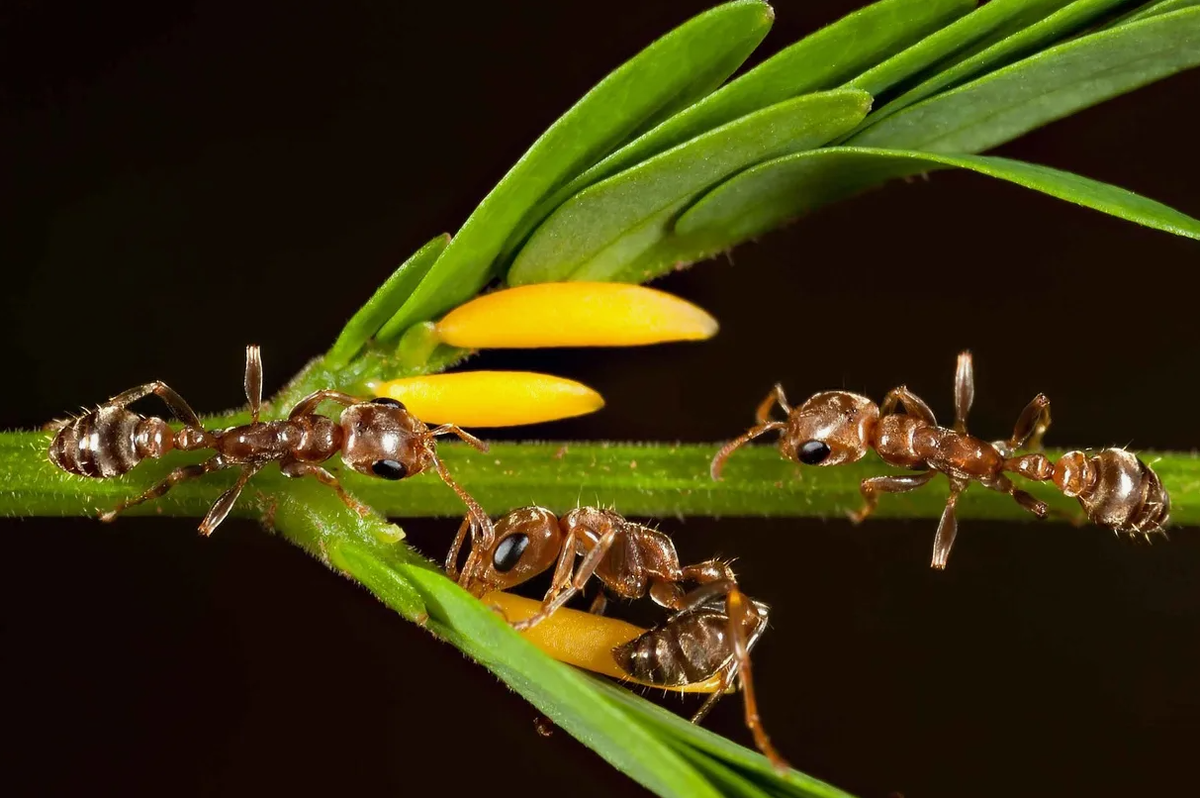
{"left": 484, "top": 591, "right": 724, "bottom": 693}
{"left": 369, "top": 371, "right": 604, "bottom": 427}
{"left": 435, "top": 282, "right": 718, "bottom": 348}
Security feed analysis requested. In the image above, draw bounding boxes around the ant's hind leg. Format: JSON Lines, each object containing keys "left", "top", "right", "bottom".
{"left": 198, "top": 462, "right": 263, "bottom": 536}
{"left": 279, "top": 460, "right": 373, "bottom": 519}
{"left": 108, "top": 381, "right": 203, "bottom": 429}
{"left": 1008, "top": 394, "right": 1051, "bottom": 452}
{"left": 244, "top": 345, "right": 263, "bottom": 422}
{"left": 954, "top": 351, "right": 974, "bottom": 433}
{"left": 99, "top": 455, "right": 225, "bottom": 524}
{"left": 849, "top": 471, "right": 936, "bottom": 524}
{"left": 725, "top": 588, "right": 789, "bottom": 773}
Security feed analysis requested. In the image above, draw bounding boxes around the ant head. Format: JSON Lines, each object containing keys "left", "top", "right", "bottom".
{"left": 782, "top": 391, "right": 878, "bottom": 466}
{"left": 469, "top": 506, "right": 563, "bottom": 591}
{"left": 339, "top": 398, "right": 430, "bottom": 480}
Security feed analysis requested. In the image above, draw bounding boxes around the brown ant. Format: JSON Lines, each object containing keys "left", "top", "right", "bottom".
{"left": 450, "top": 505, "right": 786, "bottom": 771}
{"left": 712, "top": 351, "right": 1170, "bottom": 569}
{"left": 47, "top": 345, "right": 493, "bottom": 539}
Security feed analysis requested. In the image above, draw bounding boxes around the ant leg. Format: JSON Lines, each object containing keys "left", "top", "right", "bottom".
{"left": 849, "top": 471, "right": 936, "bottom": 523}
{"left": 954, "top": 351, "right": 974, "bottom": 434}
{"left": 428, "top": 424, "right": 489, "bottom": 453}
{"left": 198, "top": 462, "right": 263, "bottom": 536}
{"left": 931, "top": 479, "right": 968, "bottom": 570}
{"left": 445, "top": 515, "right": 472, "bottom": 584}
{"left": 726, "top": 587, "right": 789, "bottom": 772}
{"left": 107, "top": 381, "right": 204, "bottom": 429}
{"left": 429, "top": 455, "right": 494, "bottom": 548}
{"left": 710, "top": 421, "right": 786, "bottom": 480}
{"left": 287, "top": 390, "right": 359, "bottom": 419}
{"left": 244, "top": 345, "right": 263, "bottom": 422}
{"left": 755, "top": 384, "right": 792, "bottom": 424}
{"left": 1008, "top": 394, "right": 1051, "bottom": 452}
{"left": 692, "top": 671, "right": 732, "bottom": 724}
{"left": 587, "top": 591, "right": 608, "bottom": 615}
{"left": 99, "top": 455, "right": 225, "bottom": 523}
{"left": 981, "top": 473, "right": 1049, "bottom": 520}
{"left": 512, "top": 522, "right": 617, "bottom": 632}
{"left": 879, "top": 386, "right": 937, "bottom": 425}
{"left": 279, "top": 460, "right": 373, "bottom": 518}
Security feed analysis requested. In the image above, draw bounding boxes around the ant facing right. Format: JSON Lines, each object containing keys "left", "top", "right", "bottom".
{"left": 713, "top": 351, "right": 1170, "bottom": 569}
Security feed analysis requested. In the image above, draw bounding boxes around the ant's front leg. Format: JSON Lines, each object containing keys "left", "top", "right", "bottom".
{"left": 848, "top": 471, "right": 937, "bottom": 523}
{"left": 428, "top": 424, "right": 489, "bottom": 452}
{"left": 287, "top": 390, "right": 359, "bottom": 419}
{"left": 279, "top": 460, "right": 373, "bottom": 519}
{"left": 879, "top": 386, "right": 937, "bottom": 425}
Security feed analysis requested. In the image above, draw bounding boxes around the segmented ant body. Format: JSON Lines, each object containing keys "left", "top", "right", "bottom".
{"left": 712, "top": 351, "right": 1170, "bottom": 569}
{"left": 47, "top": 345, "right": 492, "bottom": 538}
{"left": 452, "top": 505, "right": 785, "bottom": 771}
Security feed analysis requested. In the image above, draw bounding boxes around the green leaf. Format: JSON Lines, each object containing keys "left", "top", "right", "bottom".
{"left": 844, "top": 0, "right": 1137, "bottom": 135}
{"left": 1106, "top": 0, "right": 1198, "bottom": 27}
{"left": 506, "top": 89, "right": 873, "bottom": 285}
{"left": 526, "top": 0, "right": 975, "bottom": 222}
{"left": 845, "top": 0, "right": 1078, "bottom": 98}
{"left": 326, "top": 233, "right": 449, "bottom": 367}
{"left": 673, "top": 147, "right": 1200, "bottom": 253}
{"left": 849, "top": 7, "right": 1200, "bottom": 152}
{"left": 375, "top": 0, "right": 774, "bottom": 341}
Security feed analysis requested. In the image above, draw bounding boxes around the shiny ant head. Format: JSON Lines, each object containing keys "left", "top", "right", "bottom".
{"left": 339, "top": 398, "right": 431, "bottom": 480}
{"left": 468, "top": 506, "right": 564, "bottom": 591}
{"left": 782, "top": 391, "right": 879, "bottom": 467}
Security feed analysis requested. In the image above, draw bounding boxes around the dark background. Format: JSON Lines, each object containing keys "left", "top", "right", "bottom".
{"left": 3, "top": 1, "right": 1198, "bottom": 796}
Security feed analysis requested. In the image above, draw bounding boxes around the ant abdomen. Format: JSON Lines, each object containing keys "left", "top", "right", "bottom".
{"left": 613, "top": 606, "right": 735, "bottom": 687}
{"left": 1055, "top": 448, "right": 1170, "bottom": 534}
{"left": 48, "top": 408, "right": 173, "bottom": 479}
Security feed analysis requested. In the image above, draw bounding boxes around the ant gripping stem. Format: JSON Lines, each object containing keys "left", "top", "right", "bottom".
{"left": 48, "top": 345, "right": 493, "bottom": 542}
{"left": 712, "top": 351, "right": 1170, "bottom": 569}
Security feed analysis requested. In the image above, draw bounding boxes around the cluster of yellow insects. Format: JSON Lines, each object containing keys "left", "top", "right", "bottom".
{"left": 47, "top": 346, "right": 1170, "bottom": 772}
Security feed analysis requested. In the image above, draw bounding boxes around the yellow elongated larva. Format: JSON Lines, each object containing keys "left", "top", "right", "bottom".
{"left": 434, "top": 282, "right": 718, "bottom": 348}
{"left": 369, "top": 371, "right": 604, "bottom": 427}
{"left": 483, "top": 591, "right": 724, "bottom": 694}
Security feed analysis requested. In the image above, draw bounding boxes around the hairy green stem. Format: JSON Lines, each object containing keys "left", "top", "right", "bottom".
{"left": 4, "top": 430, "right": 1195, "bottom": 525}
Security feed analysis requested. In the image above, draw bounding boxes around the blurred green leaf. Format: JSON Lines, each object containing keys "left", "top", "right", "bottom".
{"left": 507, "top": 89, "right": 873, "bottom": 285}
{"left": 1106, "top": 0, "right": 1198, "bottom": 27}
{"left": 844, "top": 0, "right": 1136, "bottom": 135}
{"left": 845, "top": 0, "right": 1077, "bottom": 97}
{"left": 673, "top": 147, "right": 1200, "bottom": 252}
{"left": 849, "top": 7, "right": 1200, "bottom": 152}
{"left": 524, "top": 0, "right": 975, "bottom": 225}
{"left": 327, "top": 233, "right": 449, "bottom": 367}
{"left": 376, "top": 0, "right": 774, "bottom": 340}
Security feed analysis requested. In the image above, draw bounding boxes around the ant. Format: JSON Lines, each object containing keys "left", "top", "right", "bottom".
{"left": 712, "top": 351, "right": 1170, "bottom": 569}
{"left": 47, "top": 345, "right": 493, "bottom": 540}
{"left": 449, "top": 505, "right": 787, "bottom": 771}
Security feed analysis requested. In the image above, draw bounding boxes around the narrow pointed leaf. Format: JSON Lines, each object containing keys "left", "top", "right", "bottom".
{"left": 845, "top": 0, "right": 1081, "bottom": 97}
{"left": 1106, "top": 0, "right": 1198, "bottom": 27}
{"left": 326, "top": 234, "right": 449, "bottom": 366}
{"left": 849, "top": 8, "right": 1200, "bottom": 153}
{"left": 846, "top": 0, "right": 1137, "bottom": 135}
{"left": 507, "top": 89, "right": 873, "bottom": 285}
{"left": 375, "top": 0, "right": 774, "bottom": 340}
{"left": 526, "top": 0, "right": 975, "bottom": 225}
{"left": 672, "top": 147, "right": 1200, "bottom": 251}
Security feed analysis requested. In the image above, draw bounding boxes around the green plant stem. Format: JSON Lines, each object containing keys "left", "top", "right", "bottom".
{"left": 4, "top": 430, "right": 1195, "bottom": 525}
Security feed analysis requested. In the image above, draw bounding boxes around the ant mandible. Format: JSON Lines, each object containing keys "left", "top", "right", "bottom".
{"left": 712, "top": 351, "right": 1170, "bottom": 569}
{"left": 47, "top": 345, "right": 494, "bottom": 540}
{"left": 449, "top": 505, "right": 787, "bottom": 771}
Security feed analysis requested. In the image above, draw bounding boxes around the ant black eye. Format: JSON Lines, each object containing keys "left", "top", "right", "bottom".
{"left": 797, "top": 440, "right": 831, "bottom": 465}
{"left": 371, "top": 397, "right": 405, "bottom": 409}
{"left": 492, "top": 533, "right": 530, "bottom": 573}
{"left": 372, "top": 459, "right": 408, "bottom": 480}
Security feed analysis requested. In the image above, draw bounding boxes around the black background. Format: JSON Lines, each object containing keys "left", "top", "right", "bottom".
{"left": 3, "top": 1, "right": 1199, "bottom": 796}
